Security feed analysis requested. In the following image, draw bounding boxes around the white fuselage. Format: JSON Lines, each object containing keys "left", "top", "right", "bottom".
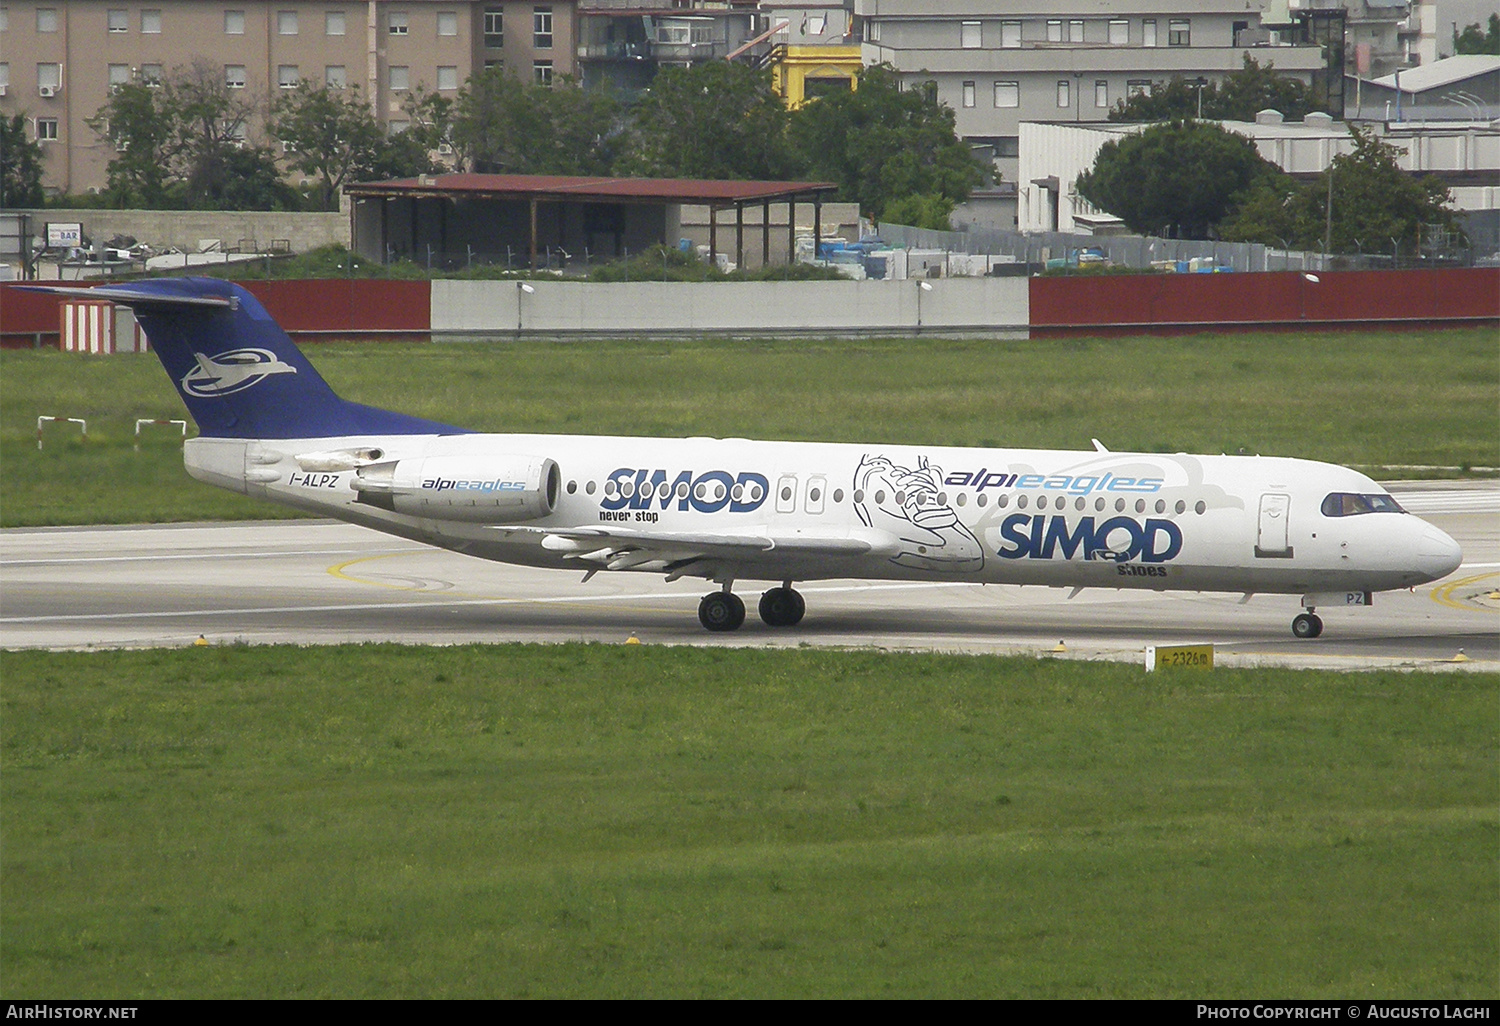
{"left": 184, "top": 432, "right": 1463, "bottom": 599}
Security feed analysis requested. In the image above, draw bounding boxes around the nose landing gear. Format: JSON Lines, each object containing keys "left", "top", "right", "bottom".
{"left": 1292, "top": 610, "right": 1324, "bottom": 639}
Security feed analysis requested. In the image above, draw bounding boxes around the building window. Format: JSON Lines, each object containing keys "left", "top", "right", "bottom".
{"left": 866, "top": 20, "right": 879, "bottom": 43}
{"left": 389, "top": 66, "right": 409, "bottom": 91}
{"left": 437, "top": 11, "right": 457, "bottom": 36}
{"left": 326, "top": 11, "right": 345, "bottom": 36}
{"left": 108, "top": 9, "right": 127, "bottom": 32}
{"left": 807, "top": 15, "right": 826, "bottom": 35}
{"left": 1168, "top": 19, "right": 1189, "bottom": 47}
{"left": 0, "top": 65, "right": 8, "bottom": 92}
{"left": 277, "top": 10, "right": 296, "bottom": 34}
{"left": 533, "top": 7, "right": 552, "bottom": 49}
{"left": 1046, "top": 20, "right": 1061, "bottom": 43}
{"left": 437, "top": 66, "right": 458, "bottom": 90}
{"left": 37, "top": 8, "right": 58, "bottom": 32}
{"left": 484, "top": 7, "right": 503, "bottom": 48}
{"left": 1142, "top": 20, "right": 1157, "bottom": 47}
{"left": 962, "top": 80, "right": 975, "bottom": 108}
{"left": 225, "top": 10, "right": 247, "bottom": 35}
{"left": 0, "top": 9, "right": 8, "bottom": 32}
{"left": 226, "top": 65, "right": 247, "bottom": 89}
{"left": 961, "top": 21, "right": 980, "bottom": 49}
{"left": 108, "top": 64, "right": 130, "bottom": 90}
{"left": 1068, "top": 20, "right": 1084, "bottom": 43}
{"left": 1127, "top": 79, "right": 1151, "bottom": 98}
{"left": 141, "top": 64, "right": 162, "bottom": 85}
{"left": 278, "top": 65, "right": 299, "bottom": 89}
{"left": 389, "top": 120, "right": 409, "bottom": 135}
{"left": 994, "top": 80, "right": 1018, "bottom": 108}
{"left": 325, "top": 65, "right": 346, "bottom": 88}
{"left": 533, "top": 60, "right": 553, "bottom": 85}
{"left": 1095, "top": 80, "right": 1109, "bottom": 107}
{"left": 1057, "top": 80, "right": 1070, "bottom": 108}
{"left": 1108, "top": 19, "right": 1128, "bottom": 45}
{"left": 389, "top": 11, "right": 408, "bottom": 35}
{"left": 38, "top": 63, "right": 61, "bottom": 91}
{"left": 36, "top": 117, "right": 59, "bottom": 141}
{"left": 141, "top": 9, "right": 161, "bottom": 33}
{"left": 1000, "top": 21, "right": 1020, "bottom": 48}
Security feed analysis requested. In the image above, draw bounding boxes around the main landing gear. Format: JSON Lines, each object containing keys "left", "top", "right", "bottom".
{"left": 758, "top": 584, "right": 805, "bottom": 628}
{"left": 1292, "top": 610, "right": 1324, "bottom": 639}
{"left": 697, "top": 581, "right": 805, "bottom": 632}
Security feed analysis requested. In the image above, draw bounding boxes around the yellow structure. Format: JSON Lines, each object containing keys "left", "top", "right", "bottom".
{"left": 771, "top": 45, "right": 863, "bottom": 108}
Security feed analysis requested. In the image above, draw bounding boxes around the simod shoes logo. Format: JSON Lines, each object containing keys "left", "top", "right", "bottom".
{"left": 181, "top": 349, "right": 298, "bottom": 397}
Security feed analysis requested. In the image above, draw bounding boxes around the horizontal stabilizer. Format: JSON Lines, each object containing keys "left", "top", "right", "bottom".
{"left": 20, "top": 278, "right": 463, "bottom": 440}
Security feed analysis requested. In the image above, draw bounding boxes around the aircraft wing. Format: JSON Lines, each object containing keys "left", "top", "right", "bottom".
{"left": 493, "top": 524, "right": 894, "bottom": 577}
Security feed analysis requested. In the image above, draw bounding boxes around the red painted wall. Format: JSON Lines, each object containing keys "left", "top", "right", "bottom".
{"left": 0, "top": 284, "right": 68, "bottom": 342}
{"left": 1, "top": 278, "right": 432, "bottom": 344}
{"left": 238, "top": 280, "right": 431, "bottom": 335}
{"left": 1029, "top": 268, "right": 1500, "bottom": 334}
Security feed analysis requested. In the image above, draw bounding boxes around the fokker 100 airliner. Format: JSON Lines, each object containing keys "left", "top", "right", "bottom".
{"left": 29, "top": 278, "right": 1463, "bottom": 637}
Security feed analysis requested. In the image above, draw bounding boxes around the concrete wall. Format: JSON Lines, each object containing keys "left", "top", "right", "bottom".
{"left": 431, "top": 277, "right": 1031, "bottom": 337}
{"left": 14, "top": 208, "right": 349, "bottom": 258}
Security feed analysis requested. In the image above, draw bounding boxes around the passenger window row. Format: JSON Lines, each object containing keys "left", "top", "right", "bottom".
{"left": 560, "top": 476, "right": 1212, "bottom": 518}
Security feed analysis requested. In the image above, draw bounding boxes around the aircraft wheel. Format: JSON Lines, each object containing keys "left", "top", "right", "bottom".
{"left": 1291, "top": 612, "right": 1324, "bottom": 639}
{"left": 699, "top": 591, "right": 746, "bottom": 632}
{"left": 759, "top": 587, "right": 806, "bottom": 627}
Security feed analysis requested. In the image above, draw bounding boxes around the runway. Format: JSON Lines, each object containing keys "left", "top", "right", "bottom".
{"left": 3, "top": 481, "right": 1496, "bottom": 669}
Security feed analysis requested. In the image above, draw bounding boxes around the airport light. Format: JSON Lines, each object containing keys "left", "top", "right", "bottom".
{"left": 517, "top": 280, "right": 535, "bottom": 333}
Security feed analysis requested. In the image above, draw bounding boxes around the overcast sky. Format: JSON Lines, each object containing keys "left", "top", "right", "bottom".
{"left": 1434, "top": 0, "right": 1498, "bottom": 42}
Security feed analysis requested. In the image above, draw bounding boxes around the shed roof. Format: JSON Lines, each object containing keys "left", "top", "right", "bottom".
{"left": 346, "top": 173, "right": 839, "bottom": 206}
{"left": 1368, "top": 55, "right": 1500, "bottom": 93}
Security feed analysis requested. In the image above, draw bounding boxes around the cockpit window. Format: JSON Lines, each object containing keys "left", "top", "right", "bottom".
{"left": 1320, "top": 492, "right": 1406, "bottom": 517}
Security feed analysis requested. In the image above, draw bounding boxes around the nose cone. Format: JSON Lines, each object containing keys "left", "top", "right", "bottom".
{"left": 1416, "top": 523, "right": 1463, "bottom": 582}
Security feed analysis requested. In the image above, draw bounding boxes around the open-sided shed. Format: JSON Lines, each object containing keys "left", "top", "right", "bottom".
{"left": 346, "top": 173, "right": 840, "bottom": 272}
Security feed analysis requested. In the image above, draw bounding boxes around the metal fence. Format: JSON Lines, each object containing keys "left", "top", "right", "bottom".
{"left": 874, "top": 223, "right": 1480, "bottom": 274}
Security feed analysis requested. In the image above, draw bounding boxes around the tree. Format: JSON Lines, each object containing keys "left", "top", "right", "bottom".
{"left": 1453, "top": 15, "right": 1500, "bottom": 55}
{"left": 89, "top": 60, "right": 270, "bottom": 208}
{"left": 787, "top": 64, "right": 984, "bottom": 227}
{"left": 623, "top": 61, "right": 794, "bottom": 180}
{"left": 168, "top": 60, "right": 263, "bottom": 207}
{"left": 1220, "top": 125, "right": 1460, "bottom": 252}
{"left": 1109, "top": 56, "right": 1315, "bottom": 123}
{"left": 270, "top": 82, "right": 417, "bottom": 209}
{"left": 1076, "top": 120, "right": 1282, "bottom": 239}
{"left": 0, "top": 113, "right": 46, "bottom": 208}
{"left": 450, "top": 68, "right": 622, "bottom": 176}
{"left": 86, "top": 81, "right": 176, "bottom": 206}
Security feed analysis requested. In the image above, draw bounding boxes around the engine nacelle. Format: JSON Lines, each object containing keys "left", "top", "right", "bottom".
{"left": 354, "top": 454, "right": 560, "bottom": 523}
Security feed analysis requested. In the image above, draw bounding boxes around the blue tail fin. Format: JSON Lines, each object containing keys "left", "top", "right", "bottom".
{"left": 29, "top": 278, "right": 462, "bottom": 440}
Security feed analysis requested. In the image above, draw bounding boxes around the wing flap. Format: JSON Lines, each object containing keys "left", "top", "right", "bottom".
{"left": 505, "top": 524, "right": 891, "bottom": 564}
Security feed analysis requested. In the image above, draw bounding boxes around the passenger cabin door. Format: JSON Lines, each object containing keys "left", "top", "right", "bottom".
{"left": 1255, "top": 493, "right": 1293, "bottom": 558}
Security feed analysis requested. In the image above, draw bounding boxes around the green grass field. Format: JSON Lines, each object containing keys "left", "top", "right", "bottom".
{"left": 3, "top": 328, "right": 1496, "bottom": 527}
{"left": 2, "top": 645, "right": 1495, "bottom": 999}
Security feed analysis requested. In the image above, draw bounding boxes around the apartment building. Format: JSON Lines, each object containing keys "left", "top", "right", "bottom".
{"left": 0, "top": 1, "right": 576, "bottom": 196}
{"left": 574, "top": 0, "right": 762, "bottom": 93}
{"left": 853, "top": 1, "right": 1328, "bottom": 182}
